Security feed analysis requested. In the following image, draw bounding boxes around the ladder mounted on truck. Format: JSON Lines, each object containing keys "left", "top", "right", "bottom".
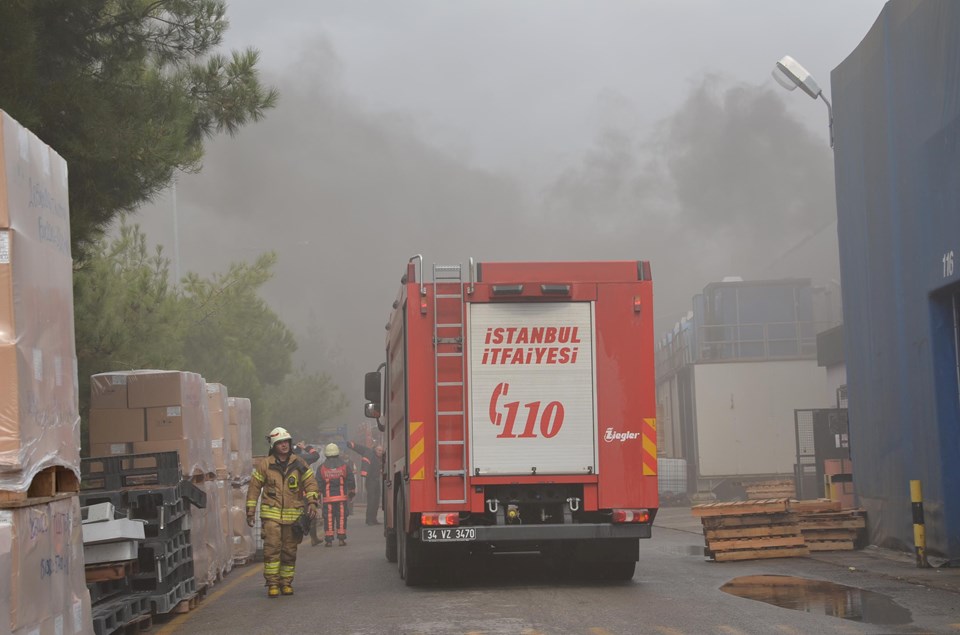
{"left": 432, "top": 263, "right": 468, "bottom": 504}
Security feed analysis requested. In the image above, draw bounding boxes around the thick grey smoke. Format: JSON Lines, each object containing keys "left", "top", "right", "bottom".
{"left": 136, "top": 41, "right": 839, "bottom": 409}
{"left": 543, "top": 74, "right": 840, "bottom": 331}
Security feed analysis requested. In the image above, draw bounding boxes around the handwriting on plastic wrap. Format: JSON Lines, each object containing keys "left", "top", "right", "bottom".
{"left": 30, "top": 509, "right": 73, "bottom": 578}
{"left": 22, "top": 172, "right": 71, "bottom": 256}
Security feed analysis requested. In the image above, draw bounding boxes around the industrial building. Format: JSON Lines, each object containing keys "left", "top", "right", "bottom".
{"left": 655, "top": 277, "right": 841, "bottom": 499}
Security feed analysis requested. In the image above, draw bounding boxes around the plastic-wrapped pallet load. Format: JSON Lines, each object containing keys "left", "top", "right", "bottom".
{"left": 215, "top": 480, "right": 233, "bottom": 576}
{"left": 0, "top": 110, "right": 80, "bottom": 492}
{"left": 0, "top": 496, "right": 94, "bottom": 635}
{"left": 206, "top": 384, "right": 230, "bottom": 477}
{"left": 125, "top": 370, "right": 215, "bottom": 478}
{"left": 229, "top": 485, "right": 255, "bottom": 562}
{"left": 191, "top": 479, "right": 231, "bottom": 587}
{"left": 226, "top": 397, "right": 253, "bottom": 480}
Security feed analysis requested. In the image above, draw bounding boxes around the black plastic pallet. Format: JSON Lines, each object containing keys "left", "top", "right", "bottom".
{"left": 88, "top": 577, "right": 129, "bottom": 606}
{"left": 81, "top": 484, "right": 205, "bottom": 540}
{"left": 82, "top": 452, "right": 182, "bottom": 491}
{"left": 132, "top": 533, "right": 194, "bottom": 589}
{"left": 91, "top": 594, "right": 151, "bottom": 635}
{"left": 134, "top": 576, "right": 197, "bottom": 615}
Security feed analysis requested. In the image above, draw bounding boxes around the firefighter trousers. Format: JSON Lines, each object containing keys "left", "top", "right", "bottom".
{"left": 323, "top": 501, "right": 348, "bottom": 543}
{"left": 262, "top": 520, "right": 299, "bottom": 586}
{"left": 365, "top": 477, "right": 380, "bottom": 524}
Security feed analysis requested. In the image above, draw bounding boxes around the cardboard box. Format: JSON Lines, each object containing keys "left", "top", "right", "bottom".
{"left": 88, "top": 442, "right": 134, "bottom": 458}
{"left": 127, "top": 370, "right": 203, "bottom": 409}
{"left": 205, "top": 383, "right": 229, "bottom": 438}
{"left": 145, "top": 406, "right": 186, "bottom": 441}
{"left": 0, "top": 111, "right": 79, "bottom": 485}
{"left": 0, "top": 496, "right": 94, "bottom": 634}
{"left": 87, "top": 408, "right": 146, "bottom": 445}
{"left": 226, "top": 397, "right": 252, "bottom": 479}
{"left": 90, "top": 372, "right": 130, "bottom": 409}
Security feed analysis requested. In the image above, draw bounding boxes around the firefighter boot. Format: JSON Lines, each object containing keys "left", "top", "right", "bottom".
{"left": 281, "top": 584, "right": 294, "bottom": 596}
{"left": 339, "top": 538, "right": 347, "bottom": 547}
{"left": 267, "top": 585, "right": 280, "bottom": 598}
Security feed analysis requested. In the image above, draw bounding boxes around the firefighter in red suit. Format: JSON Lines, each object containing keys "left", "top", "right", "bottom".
{"left": 319, "top": 443, "right": 356, "bottom": 546}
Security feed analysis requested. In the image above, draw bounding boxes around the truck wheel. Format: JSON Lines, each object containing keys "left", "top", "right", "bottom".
{"left": 603, "top": 561, "right": 636, "bottom": 581}
{"left": 385, "top": 521, "right": 398, "bottom": 563}
{"left": 573, "top": 560, "right": 636, "bottom": 581}
{"left": 396, "top": 492, "right": 427, "bottom": 586}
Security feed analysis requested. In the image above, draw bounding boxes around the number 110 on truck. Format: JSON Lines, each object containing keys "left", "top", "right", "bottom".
{"left": 364, "top": 256, "right": 658, "bottom": 585}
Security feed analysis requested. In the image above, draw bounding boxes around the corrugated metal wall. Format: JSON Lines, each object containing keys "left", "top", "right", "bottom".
{"left": 832, "top": 0, "right": 960, "bottom": 559}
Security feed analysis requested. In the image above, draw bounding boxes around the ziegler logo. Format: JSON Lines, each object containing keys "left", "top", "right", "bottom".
{"left": 604, "top": 427, "right": 640, "bottom": 443}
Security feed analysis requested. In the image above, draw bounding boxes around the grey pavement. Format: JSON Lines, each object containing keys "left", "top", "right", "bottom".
{"left": 654, "top": 505, "right": 960, "bottom": 595}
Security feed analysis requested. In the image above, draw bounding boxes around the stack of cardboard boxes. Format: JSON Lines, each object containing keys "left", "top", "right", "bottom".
{"left": 88, "top": 373, "right": 256, "bottom": 583}
{"left": 0, "top": 111, "right": 93, "bottom": 635}
{"left": 192, "top": 383, "right": 232, "bottom": 585}
{"left": 89, "top": 370, "right": 214, "bottom": 477}
{"left": 227, "top": 397, "right": 255, "bottom": 562}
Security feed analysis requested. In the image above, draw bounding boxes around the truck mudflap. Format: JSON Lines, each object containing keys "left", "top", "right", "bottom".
{"left": 420, "top": 523, "right": 651, "bottom": 543}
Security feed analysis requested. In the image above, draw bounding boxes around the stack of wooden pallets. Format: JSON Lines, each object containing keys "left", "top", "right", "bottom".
{"left": 693, "top": 499, "right": 809, "bottom": 562}
{"left": 792, "top": 499, "right": 866, "bottom": 551}
{"left": 742, "top": 478, "right": 796, "bottom": 500}
{"left": 693, "top": 498, "right": 867, "bottom": 561}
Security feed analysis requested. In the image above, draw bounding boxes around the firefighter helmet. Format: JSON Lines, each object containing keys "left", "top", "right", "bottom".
{"left": 267, "top": 427, "right": 293, "bottom": 448}
{"left": 324, "top": 443, "right": 340, "bottom": 457}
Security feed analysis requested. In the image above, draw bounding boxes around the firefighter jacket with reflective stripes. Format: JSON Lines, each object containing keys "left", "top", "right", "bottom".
{"left": 347, "top": 441, "right": 381, "bottom": 479}
{"left": 247, "top": 453, "right": 320, "bottom": 524}
{"left": 319, "top": 455, "right": 356, "bottom": 503}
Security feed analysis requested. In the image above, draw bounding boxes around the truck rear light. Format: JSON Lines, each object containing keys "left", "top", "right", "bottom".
{"left": 421, "top": 512, "right": 460, "bottom": 526}
{"left": 612, "top": 509, "right": 651, "bottom": 524}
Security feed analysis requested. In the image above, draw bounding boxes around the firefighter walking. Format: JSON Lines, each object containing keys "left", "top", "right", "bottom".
{"left": 319, "top": 443, "right": 356, "bottom": 546}
{"left": 246, "top": 427, "right": 319, "bottom": 598}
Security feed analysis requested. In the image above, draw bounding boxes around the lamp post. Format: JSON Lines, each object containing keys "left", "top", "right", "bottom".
{"left": 772, "top": 55, "right": 834, "bottom": 148}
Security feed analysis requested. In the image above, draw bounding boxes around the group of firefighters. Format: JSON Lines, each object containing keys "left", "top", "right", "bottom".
{"left": 245, "top": 426, "right": 383, "bottom": 597}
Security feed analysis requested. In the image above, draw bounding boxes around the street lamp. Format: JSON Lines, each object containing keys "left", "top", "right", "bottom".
{"left": 773, "top": 55, "right": 834, "bottom": 148}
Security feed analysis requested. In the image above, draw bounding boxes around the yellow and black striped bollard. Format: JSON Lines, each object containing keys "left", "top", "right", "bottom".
{"left": 910, "top": 479, "right": 931, "bottom": 568}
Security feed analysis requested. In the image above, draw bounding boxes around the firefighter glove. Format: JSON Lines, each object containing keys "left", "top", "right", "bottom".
{"left": 307, "top": 502, "right": 319, "bottom": 519}
{"left": 246, "top": 512, "right": 255, "bottom": 527}
{"left": 348, "top": 490, "right": 356, "bottom": 500}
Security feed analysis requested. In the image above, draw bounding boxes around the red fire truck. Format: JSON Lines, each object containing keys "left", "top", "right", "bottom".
{"left": 364, "top": 256, "right": 658, "bottom": 584}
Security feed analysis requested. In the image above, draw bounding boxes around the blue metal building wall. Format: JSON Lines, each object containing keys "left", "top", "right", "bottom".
{"left": 832, "top": 0, "right": 960, "bottom": 558}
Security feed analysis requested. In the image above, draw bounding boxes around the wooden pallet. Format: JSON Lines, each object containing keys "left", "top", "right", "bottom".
{"left": 789, "top": 498, "right": 842, "bottom": 513}
{"left": 0, "top": 466, "right": 80, "bottom": 507}
{"left": 85, "top": 560, "right": 137, "bottom": 583}
{"left": 712, "top": 546, "right": 809, "bottom": 562}
{"left": 119, "top": 614, "right": 152, "bottom": 634}
{"left": 743, "top": 479, "right": 796, "bottom": 500}
{"left": 172, "top": 594, "right": 200, "bottom": 614}
{"left": 694, "top": 500, "right": 809, "bottom": 561}
{"left": 692, "top": 498, "right": 790, "bottom": 517}
{"left": 797, "top": 508, "right": 865, "bottom": 551}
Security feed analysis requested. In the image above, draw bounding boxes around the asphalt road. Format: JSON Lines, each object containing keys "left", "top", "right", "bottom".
{"left": 158, "top": 507, "right": 960, "bottom": 634}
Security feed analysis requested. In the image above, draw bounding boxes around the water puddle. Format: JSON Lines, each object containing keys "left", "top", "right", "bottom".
{"left": 721, "top": 575, "right": 912, "bottom": 626}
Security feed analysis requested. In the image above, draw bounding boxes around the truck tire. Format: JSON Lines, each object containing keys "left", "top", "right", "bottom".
{"left": 574, "top": 560, "right": 636, "bottom": 581}
{"left": 396, "top": 492, "right": 427, "bottom": 586}
{"left": 603, "top": 560, "right": 636, "bottom": 581}
{"left": 385, "top": 520, "right": 398, "bottom": 563}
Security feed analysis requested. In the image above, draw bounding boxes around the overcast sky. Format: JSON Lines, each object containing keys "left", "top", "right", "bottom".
{"left": 134, "top": 1, "right": 888, "bottom": 413}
